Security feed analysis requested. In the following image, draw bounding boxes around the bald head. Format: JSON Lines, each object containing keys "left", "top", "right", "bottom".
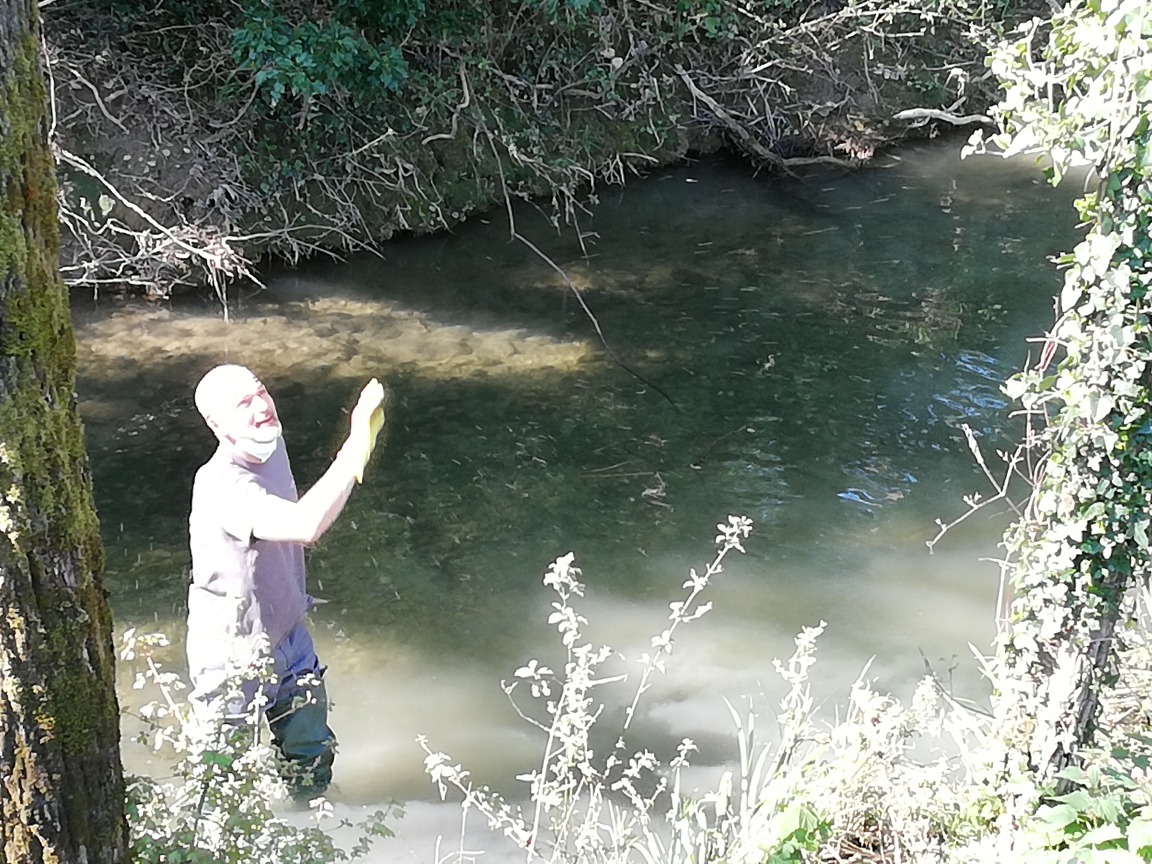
{"left": 194, "top": 365, "right": 283, "bottom": 462}
{"left": 195, "top": 364, "right": 261, "bottom": 424}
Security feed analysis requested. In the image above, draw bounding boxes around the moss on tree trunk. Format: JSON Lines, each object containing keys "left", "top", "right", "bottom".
{"left": 0, "top": 0, "right": 128, "bottom": 859}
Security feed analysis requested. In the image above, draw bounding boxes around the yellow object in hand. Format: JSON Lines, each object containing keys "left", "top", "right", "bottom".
{"left": 349, "top": 378, "right": 387, "bottom": 483}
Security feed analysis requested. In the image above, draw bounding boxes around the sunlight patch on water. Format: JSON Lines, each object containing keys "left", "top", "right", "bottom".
{"left": 73, "top": 294, "right": 592, "bottom": 389}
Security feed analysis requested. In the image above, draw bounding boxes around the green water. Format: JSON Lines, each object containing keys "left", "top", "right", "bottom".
{"left": 73, "top": 143, "right": 1078, "bottom": 805}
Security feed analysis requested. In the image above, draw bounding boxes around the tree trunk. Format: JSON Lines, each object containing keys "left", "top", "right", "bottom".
{"left": 0, "top": 0, "right": 129, "bottom": 859}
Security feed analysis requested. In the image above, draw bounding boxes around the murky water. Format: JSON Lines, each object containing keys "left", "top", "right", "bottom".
{"left": 72, "top": 143, "right": 1078, "bottom": 850}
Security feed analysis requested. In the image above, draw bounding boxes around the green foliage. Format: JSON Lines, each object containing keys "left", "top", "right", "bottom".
{"left": 48, "top": 0, "right": 1030, "bottom": 297}
{"left": 339, "top": 0, "right": 428, "bottom": 33}
{"left": 758, "top": 802, "right": 832, "bottom": 864}
{"left": 1018, "top": 758, "right": 1152, "bottom": 863}
{"left": 648, "top": 0, "right": 740, "bottom": 42}
{"left": 232, "top": 3, "right": 408, "bottom": 107}
{"left": 963, "top": 0, "right": 1152, "bottom": 838}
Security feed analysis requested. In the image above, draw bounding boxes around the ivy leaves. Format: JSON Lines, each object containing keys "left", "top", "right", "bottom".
{"left": 967, "top": 0, "right": 1152, "bottom": 828}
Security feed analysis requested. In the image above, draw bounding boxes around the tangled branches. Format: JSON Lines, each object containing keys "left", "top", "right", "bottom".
{"left": 44, "top": 25, "right": 263, "bottom": 303}
{"left": 43, "top": 0, "right": 1022, "bottom": 299}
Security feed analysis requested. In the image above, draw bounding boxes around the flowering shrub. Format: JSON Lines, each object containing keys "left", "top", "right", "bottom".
{"left": 119, "top": 630, "right": 398, "bottom": 863}
{"left": 420, "top": 517, "right": 993, "bottom": 863}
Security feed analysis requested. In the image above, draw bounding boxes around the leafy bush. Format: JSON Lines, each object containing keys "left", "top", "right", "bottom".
{"left": 232, "top": 4, "right": 408, "bottom": 108}
{"left": 419, "top": 518, "right": 993, "bottom": 864}
{"left": 1015, "top": 759, "right": 1152, "bottom": 864}
{"left": 119, "top": 630, "right": 399, "bottom": 863}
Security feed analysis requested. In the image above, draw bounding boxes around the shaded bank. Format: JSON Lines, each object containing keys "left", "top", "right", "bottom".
{"left": 42, "top": 0, "right": 1034, "bottom": 298}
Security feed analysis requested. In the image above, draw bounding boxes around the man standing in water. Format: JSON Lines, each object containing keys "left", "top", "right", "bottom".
{"left": 187, "top": 364, "right": 385, "bottom": 799}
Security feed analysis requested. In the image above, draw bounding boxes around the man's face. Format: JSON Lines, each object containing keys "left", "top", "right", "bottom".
{"left": 208, "top": 372, "right": 282, "bottom": 457}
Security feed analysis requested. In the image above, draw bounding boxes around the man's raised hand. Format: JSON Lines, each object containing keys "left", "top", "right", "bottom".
{"left": 347, "top": 378, "right": 387, "bottom": 483}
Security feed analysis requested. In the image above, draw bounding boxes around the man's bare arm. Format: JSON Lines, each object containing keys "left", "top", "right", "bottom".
{"left": 250, "top": 380, "right": 385, "bottom": 545}
{"left": 249, "top": 454, "right": 358, "bottom": 544}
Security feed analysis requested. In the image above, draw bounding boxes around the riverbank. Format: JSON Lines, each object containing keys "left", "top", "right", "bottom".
{"left": 43, "top": 0, "right": 1032, "bottom": 299}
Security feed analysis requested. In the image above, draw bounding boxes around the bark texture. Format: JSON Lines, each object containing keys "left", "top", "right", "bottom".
{"left": 0, "top": 0, "right": 128, "bottom": 859}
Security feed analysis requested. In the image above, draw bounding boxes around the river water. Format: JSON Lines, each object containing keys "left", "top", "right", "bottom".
{"left": 71, "top": 142, "right": 1078, "bottom": 852}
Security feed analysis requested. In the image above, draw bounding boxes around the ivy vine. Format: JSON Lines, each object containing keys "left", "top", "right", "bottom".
{"left": 968, "top": 0, "right": 1152, "bottom": 833}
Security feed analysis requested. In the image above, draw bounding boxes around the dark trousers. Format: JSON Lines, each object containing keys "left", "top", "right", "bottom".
{"left": 189, "top": 621, "right": 337, "bottom": 798}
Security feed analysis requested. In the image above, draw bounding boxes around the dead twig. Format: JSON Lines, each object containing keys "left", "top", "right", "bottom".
{"left": 675, "top": 65, "right": 857, "bottom": 171}
{"left": 893, "top": 107, "right": 994, "bottom": 126}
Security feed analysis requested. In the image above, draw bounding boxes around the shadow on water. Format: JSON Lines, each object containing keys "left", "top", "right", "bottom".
{"left": 75, "top": 144, "right": 1081, "bottom": 812}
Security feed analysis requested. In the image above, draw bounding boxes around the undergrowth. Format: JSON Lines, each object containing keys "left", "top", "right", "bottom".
{"left": 419, "top": 517, "right": 998, "bottom": 864}
{"left": 118, "top": 515, "right": 1152, "bottom": 862}
{"left": 118, "top": 630, "right": 399, "bottom": 863}
{"left": 42, "top": 0, "right": 1028, "bottom": 298}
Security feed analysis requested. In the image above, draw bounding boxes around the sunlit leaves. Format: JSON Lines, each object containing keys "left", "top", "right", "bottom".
{"left": 419, "top": 525, "right": 754, "bottom": 863}
{"left": 124, "top": 630, "right": 399, "bottom": 863}
{"left": 973, "top": 0, "right": 1152, "bottom": 836}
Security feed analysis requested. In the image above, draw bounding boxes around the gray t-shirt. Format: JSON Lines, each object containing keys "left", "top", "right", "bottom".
{"left": 187, "top": 438, "right": 309, "bottom": 655}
